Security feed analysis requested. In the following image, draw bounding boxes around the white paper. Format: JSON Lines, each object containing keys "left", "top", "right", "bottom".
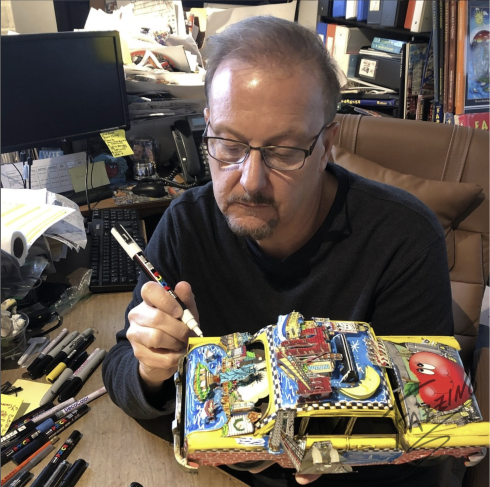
{"left": 205, "top": 1, "right": 297, "bottom": 39}
{"left": 1, "top": 152, "right": 86, "bottom": 192}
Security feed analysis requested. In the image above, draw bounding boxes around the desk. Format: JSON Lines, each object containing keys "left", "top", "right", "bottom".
{"left": 0, "top": 292, "right": 247, "bottom": 487}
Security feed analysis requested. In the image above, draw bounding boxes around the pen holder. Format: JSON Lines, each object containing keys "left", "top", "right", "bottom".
{"left": 1, "top": 313, "right": 29, "bottom": 361}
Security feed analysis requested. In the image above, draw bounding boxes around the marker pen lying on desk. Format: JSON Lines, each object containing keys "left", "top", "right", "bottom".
{"left": 30, "top": 430, "right": 82, "bottom": 487}
{"left": 7, "top": 471, "right": 33, "bottom": 487}
{"left": 29, "top": 331, "right": 80, "bottom": 380}
{"left": 46, "top": 334, "right": 95, "bottom": 383}
{"left": 58, "top": 458, "right": 89, "bottom": 487}
{"left": 58, "top": 350, "right": 107, "bottom": 403}
{"left": 56, "top": 349, "right": 100, "bottom": 399}
{"left": 111, "top": 223, "right": 203, "bottom": 337}
{"left": 0, "top": 438, "right": 58, "bottom": 486}
{"left": 44, "top": 460, "right": 72, "bottom": 487}
{"left": 27, "top": 328, "right": 68, "bottom": 374}
{"left": 44, "top": 329, "right": 94, "bottom": 377}
{"left": 40, "top": 352, "right": 89, "bottom": 406}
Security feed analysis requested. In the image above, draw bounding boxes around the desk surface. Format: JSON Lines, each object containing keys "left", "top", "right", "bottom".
{"left": 1, "top": 293, "right": 247, "bottom": 487}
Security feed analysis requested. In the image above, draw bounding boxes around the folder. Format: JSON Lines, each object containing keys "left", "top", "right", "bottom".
{"left": 318, "top": 0, "right": 333, "bottom": 17}
{"left": 356, "top": 50, "right": 404, "bottom": 91}
{"left": 367, "top": 0, "right": 383, "bottom": 25}
{"left": 346, "top": 1, "right": 358, "bottom": 19}
{"left": 380, "top": 0, "right": 409, "bottom": 28}
{"left": 332, "top": 0, "right": 347, "bottom": 17}
{"left": 357, "top": 0, "right": 369, "bottom": 21}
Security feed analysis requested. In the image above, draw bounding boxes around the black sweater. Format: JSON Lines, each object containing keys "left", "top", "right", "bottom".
{"left": 102, "top": 163, "right": 456, "bottom": 486}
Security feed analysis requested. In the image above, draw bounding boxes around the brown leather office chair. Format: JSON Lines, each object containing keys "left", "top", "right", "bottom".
{"left": 332, "top": 113, "right": 489, "bottom": 487}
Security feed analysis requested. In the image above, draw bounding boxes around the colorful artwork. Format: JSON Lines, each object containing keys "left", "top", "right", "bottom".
{"left": 465, "top": 2, "right": 489, "bottom": 110}
{"left": 173, "top": 312, "right": 489, "bottom": 475}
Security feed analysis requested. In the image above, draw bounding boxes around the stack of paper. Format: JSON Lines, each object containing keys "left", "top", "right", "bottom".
{"left": 0, "top": 188, "right": 87, "bottom": 255}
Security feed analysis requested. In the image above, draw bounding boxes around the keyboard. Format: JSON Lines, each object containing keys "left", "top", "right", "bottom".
{"left": 89, "top": 209, "right": 146, "bottom": 293}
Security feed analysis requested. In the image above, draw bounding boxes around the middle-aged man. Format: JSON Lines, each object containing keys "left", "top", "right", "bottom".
{"left": 103, "top": 16, "right": 460, "bottom": 487}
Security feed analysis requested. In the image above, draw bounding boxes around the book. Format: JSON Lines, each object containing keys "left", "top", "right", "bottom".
{"left": 353, "top": 106, "right": 393, "bottom": 116}
{"left": 337, "top": 53, "right": 360, "bottom": 78}
{"left": 464, "top": 2, "right": 490, "bottom": 113}
{"left": 333, "top": 26, "right": 375, "bottom": 60}
{"left": 455, "top": 112, "right": 490, "bottom": 130}
{"left": 346, "top": 0, "right": 358, "bottom": 19}
{"left": 357, "top": 0, "right": 369, "bottom": 21}
{"left": 443, "top": 0, "right": 450, "bottom": 109}
{"left": 332, "top": 0, "right": 347, "bottom": 17}
{"left": 416, "top": 93, "right": 434, "bottom": 121}
{"left": 420, "top": 34, "right": 435, "bottom": 96}
{"left": 431, "top": 1, "right": 440, "bottom": 104}
{"left": 356, "top": 46, "right": 405, "bottom": 93}
{"left": 404, "top": 42, "right": 429, "bottom": 119}
{"left": 411, "top": 0, "right": 432, "bottom": 33}
{"left": 434, "top": 102, "right": 444, "bottom": 122}
{"left": 341, "top": 97, "right": 399, "bottom": 107}
{"left": 367, "top": 0, "right": 383, "bottom": 25}
{"left": 404, "top": 0, "right": 416, "bottom": 29}
{"left": 380, "top": 0, "right": 409, "bottom": 28}
{"left": 371, "top": 37, "right": 406, "bottom": 54}
{"left": 447, "top": 0, "right": 458, "bottom": 114}
{"left": 437, "top": 0, "right": 445, "bottom": 105}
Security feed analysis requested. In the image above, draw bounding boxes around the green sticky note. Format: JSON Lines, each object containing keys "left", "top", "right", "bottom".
{"left": 68, "top": 160, "right": 111, "bottom": 193}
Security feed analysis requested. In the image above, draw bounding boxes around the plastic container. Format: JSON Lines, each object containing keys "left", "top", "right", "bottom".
{"left": 1, "top": 313, "right": 29, "bottom": 361}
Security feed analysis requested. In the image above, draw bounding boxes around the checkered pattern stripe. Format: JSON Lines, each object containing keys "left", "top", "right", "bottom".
{"left": 339, "top": 447, "right": 402, "bottom": 454}
{"left": 294, "top": 399, "right": 392, "bottom": 412}
{"left": 254, "top": 326, "right": 282, "bottom": 429}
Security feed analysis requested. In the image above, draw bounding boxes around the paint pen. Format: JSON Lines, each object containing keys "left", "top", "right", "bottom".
{"left": 27, "top": 328, "right": 68, "bottom": 374}
{"left": 30, "top": 430, "right": 82, "bottom": 487}
{"left": 7, "top": 471, "right": 33, "bottom": 487}
{"left": 44, "top": 460, "right": 72, "bottom": 487}
{"left": 57, "top": 458, "right": 88, "bottom": 487}
{"left": 111, "top": 223, "right": 203, "bottom": 337}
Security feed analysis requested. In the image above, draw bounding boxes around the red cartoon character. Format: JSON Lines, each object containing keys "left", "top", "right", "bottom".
{"left": 409, "top": 352, "right": 472, "bottom": 411}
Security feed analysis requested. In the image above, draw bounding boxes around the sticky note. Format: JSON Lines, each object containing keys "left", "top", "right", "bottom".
{"left": 100, "top": 130, "right": 134, "bottom": 158}
{"left": 68, "top": 161, "right": 111, "bottom": 193}
{"left": 1, "top": 394, "right": 23, "bottom": 435}
{"left": 12, "top": 379, "right": 51, "bottom": 415}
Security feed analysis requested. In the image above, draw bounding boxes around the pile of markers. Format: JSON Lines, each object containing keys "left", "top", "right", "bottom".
{"left": 27, "top": 328, "right": 106, "bottom": 405}
{"left": 1, "top": 327, "right": 108, "bottom": 486}
{"left": 1, "top": 388, "right": 106, "bottom": 486}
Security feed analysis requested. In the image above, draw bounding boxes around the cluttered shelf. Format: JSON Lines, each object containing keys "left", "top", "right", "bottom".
{"left": 0, "top": 292, "right": 248, "bottom": 487}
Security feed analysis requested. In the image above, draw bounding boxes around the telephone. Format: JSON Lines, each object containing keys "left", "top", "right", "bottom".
{"left": 172, "top": 115, "right": 211, "bottom": 184}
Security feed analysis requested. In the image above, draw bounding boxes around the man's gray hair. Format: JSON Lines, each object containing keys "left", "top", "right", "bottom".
{"left": 203, "top": 16, "right": 341, "bottom": 123}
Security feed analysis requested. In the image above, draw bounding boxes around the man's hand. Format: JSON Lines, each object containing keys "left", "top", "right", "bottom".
{"left": 127, "top": 281, "right": 199, "bottom": 392}
{"left": 249, "top": 461, "right": 321, "bottom": 484}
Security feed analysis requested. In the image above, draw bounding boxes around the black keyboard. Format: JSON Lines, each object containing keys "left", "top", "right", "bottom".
{"left": 89, "top": 209, "right": 146, "bottom": 293}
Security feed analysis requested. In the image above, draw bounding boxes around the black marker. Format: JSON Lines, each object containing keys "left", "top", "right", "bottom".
{"left": 111, "top": 224, "right": 203, "bottom": 337}
{"left": 58, "top": 458, "right": 88, "bottom": 487}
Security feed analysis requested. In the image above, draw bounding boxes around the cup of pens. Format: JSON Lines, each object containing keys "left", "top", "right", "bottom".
{"left": 1, "top": 313, "right": 29, "bottom": 361}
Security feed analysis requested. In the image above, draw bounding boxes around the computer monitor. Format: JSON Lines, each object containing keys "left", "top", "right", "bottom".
{"left": 1, "top": 30, "right": 130, "bottom": 154}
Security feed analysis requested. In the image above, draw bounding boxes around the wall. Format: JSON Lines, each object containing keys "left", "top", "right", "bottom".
{"left": 1, "top": 0, "right": 57, "bottom": 34}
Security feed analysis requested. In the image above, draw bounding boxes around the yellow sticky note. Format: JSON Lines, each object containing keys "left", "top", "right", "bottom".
{"left": 1, "top": 394, "right": 23, "bottom": 435}
{"left": 12, "top": 379, "right": 51, "bottom": 414}
{"left": 100, "top": 130, "right": 134, "bottom": 158}
{"left": 68, "top": 161, "right": 111, "bottom": 193}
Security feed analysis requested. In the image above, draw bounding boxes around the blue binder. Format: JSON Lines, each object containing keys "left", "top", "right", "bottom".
{"left": 367, "top": 0, "right": 383, "bottom": 24}
{"left": 380, "top": 0, "right": 409, "bottom": 27}
{"left": 332, "top": 1, "right": 347, "bottom": 17}
{"left": 357, "top": 0, "right": 369, "bottom": 21}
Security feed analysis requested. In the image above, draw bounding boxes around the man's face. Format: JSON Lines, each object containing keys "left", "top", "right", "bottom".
{"left": 133, "top": 144, "right": 145, "bottom": 160}
{"left": 205, "top": 60, "right": 335, "bottom": 244}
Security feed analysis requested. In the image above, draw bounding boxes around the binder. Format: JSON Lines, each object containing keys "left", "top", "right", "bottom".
{"left": 367, "top": 0, "right": 383, "bottom": 25}
{"left": 357, "top": 0, "right": 369, "bottom": 21}
{"left": 356, "top": 49, "right": 405, "bottom": 92}
{"left": 411, "top": 0, "right": 432, "bottom": 32}
{"left": 346, "top": 1, "right": 358, "bottom": 19}
{"left": 332, "top": 0, "right": 347, "bottom": 17}
{"left": 380, "top": 0, "right": 409, "bottom": 28}
{"left": 404, "top": 0, "right": 417, "bottom": 29}
{"left": 318, "top": 0, "right": 333, "bottom": 17}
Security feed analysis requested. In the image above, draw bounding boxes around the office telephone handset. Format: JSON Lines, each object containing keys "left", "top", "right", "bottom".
{"left": 172, "top": 115, "right": 211, "bottom": 184}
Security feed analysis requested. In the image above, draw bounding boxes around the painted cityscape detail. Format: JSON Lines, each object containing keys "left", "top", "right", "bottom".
{"left": 173, "top": 312, "right": 489, "bottom": 475}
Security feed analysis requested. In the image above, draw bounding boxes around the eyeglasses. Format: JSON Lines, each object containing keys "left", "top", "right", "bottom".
{"left": 202, "top": 122, "right": 328, "bottom": 171}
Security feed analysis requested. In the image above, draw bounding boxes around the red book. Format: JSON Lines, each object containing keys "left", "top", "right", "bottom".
{"left": 404, "top": 0, "right": 416, "bottom": 29}
{"left": 326, "top": 24, "right": 337, "bottom": 55}
{"left": 455, "top": 112, "right": 489, "bottom": 130}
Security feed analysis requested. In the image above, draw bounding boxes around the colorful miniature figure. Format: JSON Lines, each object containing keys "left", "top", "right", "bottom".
{"left": 173, "top": 312, "right": 489, "bottom": 475}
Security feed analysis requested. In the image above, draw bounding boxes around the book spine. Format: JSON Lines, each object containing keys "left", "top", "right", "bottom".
{"left": 443, "top": 0, "right": 450, "bottom": 110}
{"left": 447, "top": 0, "right": 457, "bottom": 114}
{"left": 456, "top": 112, "right": 490, "bottom": 130}
{"left": 434, "top": 102, "right": 444, "bottom": 123}
{"left": 332, "top": 0, "right": 347, "bottom": 17}
{"left": 431, "top": 0, "right": 440, "bottom": 103}
{"left": 454, "top": 2, "right": 467, "bottom": 115}
{"left": 438, "top": 0, "right": 445, "bottom": 105}
{"left": 371, "top": 41, "right": 403, "bottom": 54}
{"left": 404, "top": 0, "right": 416, "bottom": 29}
{"left": 342, "top": 98, "right": 398, "bottom": 106}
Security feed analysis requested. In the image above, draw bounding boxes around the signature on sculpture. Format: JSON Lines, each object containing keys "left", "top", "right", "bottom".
{"left": 173, "top": 312, "right": 488, "bottom": 475}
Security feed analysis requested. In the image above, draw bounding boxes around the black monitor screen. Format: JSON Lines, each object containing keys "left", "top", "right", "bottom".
{"left": 1, "top": 31, "right": 130, "bottom": 153}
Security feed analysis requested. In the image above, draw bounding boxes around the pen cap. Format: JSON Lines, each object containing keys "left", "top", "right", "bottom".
{"left": 58, "top": 458, "right": 88, "bottom": 487}
{"left": 11, "top": 437, "right": 45, "bottom": 465}
{"left": 8, "top": 470, "right": 33, "bottom": 487}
